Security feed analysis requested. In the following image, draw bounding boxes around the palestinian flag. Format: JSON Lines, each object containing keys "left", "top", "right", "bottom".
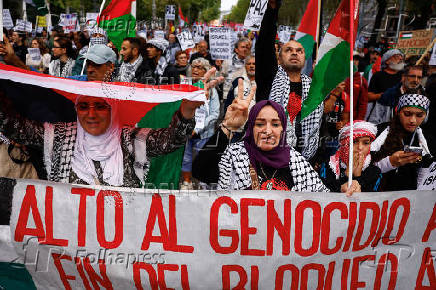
{"left": 97, "top": 0, "right": 136, "bottom": 50}
{"left": 294, "top": 0, "right": 319, "bottom": 74}
{"left": 0, "top": 63, "right": 205, "bottom": 188}
{"left": 179, "top": 5, "right": 188, "bottom": 27}
{"left": 301, "top": 0, "right": 359, "bottom": 119}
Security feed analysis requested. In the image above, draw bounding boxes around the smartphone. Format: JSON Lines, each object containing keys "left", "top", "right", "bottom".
{"left": 404, "top": 145, "right": 423, "bottom": 155}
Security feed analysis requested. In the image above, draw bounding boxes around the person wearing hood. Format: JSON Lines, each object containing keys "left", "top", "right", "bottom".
{"left": 318, "top": 121, "right": 382, "bottom": 195}
{"left": 218, "top": 100, "right": 328, "bottom": 192}
{"left": 366, "top": 49, "right": 404, "bottom": 124}
{"left": 371, "top": 94, "right": 434, "bottom": 191}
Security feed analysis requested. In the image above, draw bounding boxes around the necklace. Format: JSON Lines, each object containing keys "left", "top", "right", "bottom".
{"left": 259, "top": 164, "right": 278, "bottom": 190}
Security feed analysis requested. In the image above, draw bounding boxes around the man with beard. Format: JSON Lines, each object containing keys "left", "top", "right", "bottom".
{"left": 377, "top": 65, "right": 424, "bottom": 115}
{"left": 365, "top": 49, "right": 405, "bottom": 124}
{"left": 256, "top": 0, "right": 323, "bottom": 161}
{"left": 117, "top": 37, "right": 144, "bottom": 82}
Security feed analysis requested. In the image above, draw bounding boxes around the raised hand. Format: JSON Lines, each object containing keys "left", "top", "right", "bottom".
{"left": 202, "top": 67, "right": 224, "bottom": 99}
{"left": 223, "top": 78, "right": 256, "bottom": 131}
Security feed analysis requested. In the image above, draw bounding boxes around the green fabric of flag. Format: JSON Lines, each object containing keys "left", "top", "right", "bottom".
{"left": 98, "top": 0, "right": 136, "bottom": 50}
{"left": 137, "top": 101, "right": 183, "bottom": 190}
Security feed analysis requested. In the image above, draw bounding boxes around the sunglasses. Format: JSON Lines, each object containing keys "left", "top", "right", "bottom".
{"left": 76, "top": 102, "right": 111, "bottom": 112}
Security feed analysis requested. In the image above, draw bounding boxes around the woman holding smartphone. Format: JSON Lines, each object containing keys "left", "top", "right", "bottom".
{"left": 371, "top": 94, "right": 434, "bottom": 191}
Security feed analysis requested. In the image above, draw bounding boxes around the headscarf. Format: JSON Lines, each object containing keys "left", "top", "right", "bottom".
{"left": 396, "top": 94, "right": 430, "bottom": 114}
{"left": 244, "top": 100, "right": 290, "bottom": 170}
{"left": 329, "top": 121, "right": 377, "bottom": 179}
{"left": 71, "top": 96, "right": 124, "bottom": 186}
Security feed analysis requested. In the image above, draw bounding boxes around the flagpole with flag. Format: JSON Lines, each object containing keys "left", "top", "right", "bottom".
{"left": 347, "top": 0, "right": 356, "bottom": 187}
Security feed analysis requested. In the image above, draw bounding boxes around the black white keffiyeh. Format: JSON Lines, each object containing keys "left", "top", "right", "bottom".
{"left": 49, "top": 58, "right": 75, "bottom": 78}
{"left": 396, "top": 94, "right": 430, "bottom": 113}
{"left": 118, "top": 54, "right": 143, "bottom": 82}
{"left": 269, "top": 65, "right": 323, "bottom": 160}
{"left": 218, "top": 141, "right": 329, "bottom": 192}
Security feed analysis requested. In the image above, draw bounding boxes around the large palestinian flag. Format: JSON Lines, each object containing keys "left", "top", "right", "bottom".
{"left": 301, "top": 0, "right": 359, "bottom": 119}
{"left": 0, "top": 63, "right": 205, "bottom": 189}
{"left": 97, "top": 0, "right": 136, "bottom": 50}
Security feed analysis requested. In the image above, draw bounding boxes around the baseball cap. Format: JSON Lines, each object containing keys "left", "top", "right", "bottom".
{"left": 82, "top": 44, "right": 116, "bottom": 64}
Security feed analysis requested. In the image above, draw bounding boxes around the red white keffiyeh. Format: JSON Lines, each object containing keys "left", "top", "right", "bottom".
{"left": 329, "top": 121, "right": 377, "bottom": 179}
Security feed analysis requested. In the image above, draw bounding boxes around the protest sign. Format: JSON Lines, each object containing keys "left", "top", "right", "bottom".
{"left": 192, "top": 23, "right": 205, "bottom": 43}
{"left": 165, "top": 5, "right": 176, "bottom": 21}
{"left": 397, "top": 29, "right": 435, "bottom": 56}
{"left": 59, "top": 13, "right": 78, "bottom": 33}
{"left": 243, "top": 0, "right": 268, "bottom": 30}
{"left": 36, "top": 15, "right": 46, "bottom": 27}
{"left": 154, "top": 30, "right": 165, "bottom": 39}
{"left": 177, "top": 29, "right": 195, "bottom": 51}
{"left": 85, "top": 12, "right": 98, "bottom": 30}
{"left": 209, "top": 27, "right": 232, "bottom": 60}
{"left": 278, "top": 25, "right": 292, "bottom": 43}
{"left": 417, "top": 162, "right": 436, "bottom": 190}
{"left": 3, "top": 9, "right": 14, "bottom": 29}
{"left": 2, "top": 179, "right": 436, "bottom": 289}
{"left": 36, "top": 26, "right": 43, "bottom": 33}
{"left": 27, "top": 48, "right": 41, "bottom": 62}
{"left": 15, "top": 19, "right": 33, "bottom": 33}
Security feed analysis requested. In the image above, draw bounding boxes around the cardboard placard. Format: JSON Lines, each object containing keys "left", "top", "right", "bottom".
{"left": 154, "top": 30, "right": 165, "bottom": 39}
{"left": 397, "top": 29, "right": 435, "bottom": 56}
{"left": 209, "top": 27, "right": 232, "bottom": 60}
{"left": 3, "top": 9, "right": 14, "bottom": 29}
{"left": 165, "top": 5, "right": 176, "bottom": 21}
{"left": 177, "top": 29, "right": 195, "bottom": 51}
{"left": 243, "top": 0, "right": 268, "bottom": 30}
{"left": 15, "top": 19, "right": 33, "bottom": 33}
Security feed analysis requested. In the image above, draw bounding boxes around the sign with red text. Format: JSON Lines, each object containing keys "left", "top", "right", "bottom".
{"left": 6, "top": 180, "right": 436, "bottom": 289}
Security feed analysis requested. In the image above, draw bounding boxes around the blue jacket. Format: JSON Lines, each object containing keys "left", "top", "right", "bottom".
{"left": 378, "top": 82, "right": 402, "bottom": 108}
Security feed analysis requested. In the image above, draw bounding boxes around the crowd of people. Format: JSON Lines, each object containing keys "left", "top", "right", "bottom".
{"left": 0, "top": 0, "right": 435, "bottom": 195}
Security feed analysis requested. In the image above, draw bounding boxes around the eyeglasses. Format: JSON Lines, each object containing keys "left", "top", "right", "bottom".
{"left": 52, "top": 46, "right": 63, "bottom": 49}
{"left": 76, "top": 102, "right": 111, "bottom": 112}
{"left": 191, "top": 65, "right": 206, "bottom": 70}
{"left": 406, "top": 74, "right": 422, "bottom": 79}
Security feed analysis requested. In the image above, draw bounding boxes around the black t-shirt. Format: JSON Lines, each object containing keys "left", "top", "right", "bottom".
{"left": 257, "top": 163, "right": 294, "bottom": 191}
{"left": 289, "top": 81, "right": 302, "bottom": 97}
{"left": 288, "top": 81, "right": 303, "bottom": 153}
{"left": 368, "top": 70, "right": 402, "bottom": 94}
{"left": 13, "top": 43, "right": 27, "bottom": 63}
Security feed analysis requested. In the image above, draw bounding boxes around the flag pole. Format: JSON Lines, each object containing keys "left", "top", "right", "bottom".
{"left": 347, "top": 0, "right": 355, "bottom": 187}
{"left": 0, "top": 0, "right": 3, "bottom": 42}
{"left": 315, "top": 0, "right": 322, "bottom": 60}
{"left": 80, "top": 0, "right": 107, "bottom": 75}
